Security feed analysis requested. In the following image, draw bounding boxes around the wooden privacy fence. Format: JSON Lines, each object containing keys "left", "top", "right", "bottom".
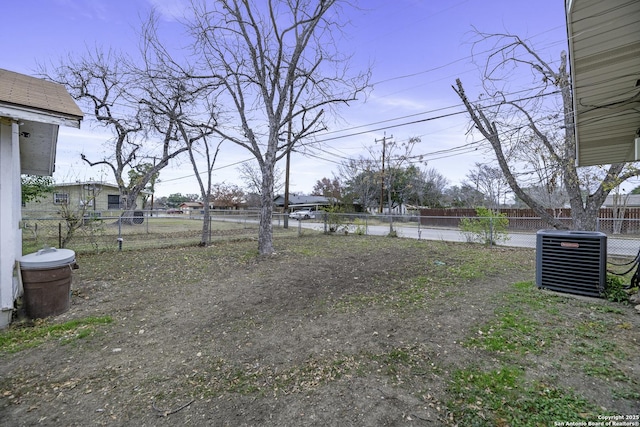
{"left": 419, "top": 208, "right": 640, "bottom": 235}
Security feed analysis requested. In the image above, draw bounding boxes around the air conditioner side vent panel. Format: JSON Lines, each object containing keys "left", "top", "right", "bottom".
{"left": 536, "top": 230, "right": 607, "bottom": 297}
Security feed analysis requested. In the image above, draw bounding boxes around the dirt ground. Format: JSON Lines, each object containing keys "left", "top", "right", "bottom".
{"left": 1, "top": 234, "right": 639, "bottom": 426}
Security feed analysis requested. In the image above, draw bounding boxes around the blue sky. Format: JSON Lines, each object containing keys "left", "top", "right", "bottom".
{"left": 2, "top": 0, "right": 569, "bottom": 197}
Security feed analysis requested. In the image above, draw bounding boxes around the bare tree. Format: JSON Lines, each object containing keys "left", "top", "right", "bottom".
{"left": 444, "top": 185, "right": 485, "bottom": 208}
{"left": 136, "top": 67, "right": 215, "bottom": 233}
{"left": 184, "top": 0, "right": 370, "bottom": 254}
{"left": 140, "top": 12, "right": 224, "bottom": 244}
{"left": 419, "top": 168, "right": 449, "bottom": 207}
{"left": 464, "top": 163, "right": 511, "bottom": 208}
{"left": 512, "top": 133, "right": 567, "bottom": 210}
{"left": 338, "top": 139, "right": 430, "bottom": 214}
{"left": 610, "top": 184, "right": 630, "bottom": 235}
{"left": 453, "top": 32, "right": 639, "bottom": 231}
{"left": 400, "top": 167, "right": 448, "bottom": 208}
{"left": 517, "top": 185, "right": 568, "bottom": 210}
{"left": 185, "top": 133, "right": 223, "bottom": 245}
{"left": 338, "top": 156, "right": 379, "bottom": 211}
{"left": 41, "top": 50, "right": 143, "bottom": 214}
{"left": 57, "top": 185, "right": 102, "bottom": 249}
{"left": 41, "top": 47, "right": 197, "bottom": 223}
{"left": 384, "top": 137, "right": 422, "bottom": 233}
{"left": 237, "top": 161, "right": 284, "bottom": 196}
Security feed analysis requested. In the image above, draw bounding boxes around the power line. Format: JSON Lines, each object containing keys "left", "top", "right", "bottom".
{"left": 63, "top": 15, "right": 570, "bottom": 189}
{"left": 162, "top": 87, "right": 563, "bottom": 183}
{"left": 73, "top": 85, "right": 563, "bottom": 189}
{"left": 159, "top": 157, "right": 255, "bottom": 183}
{"left": 314, "top": 88, "right": 561, "bottom": 144}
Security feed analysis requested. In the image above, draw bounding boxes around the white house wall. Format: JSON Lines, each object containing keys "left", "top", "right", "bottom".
{"left": 0, "top": 121, "right": 22, "bottom": 328}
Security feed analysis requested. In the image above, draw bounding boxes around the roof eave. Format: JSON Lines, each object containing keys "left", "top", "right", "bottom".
{"left": 0, "top": 104, "right": 82, "bottom": 129}
{"left": 567, "top": 0, "right": 640, "bottom": 167}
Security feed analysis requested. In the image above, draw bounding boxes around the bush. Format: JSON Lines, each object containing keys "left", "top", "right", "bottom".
{"left": 459, "top": 207, "right": 510, "bottom": 246}
{"left": 353, "top": 218, "right": 367, "bottom": 235}
{"left": 603, "top": 275, "right": 628, "bottom": 303}
{"left": 323, "top": 205, "right": 348, "bottom": 234}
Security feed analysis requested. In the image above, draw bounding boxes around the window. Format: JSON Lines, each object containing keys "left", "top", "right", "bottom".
{"left": 54, "top": 193, "right": 69, "bottom": 205}
{"left": 107, "top": 194, "right": 121, "bottom": 210}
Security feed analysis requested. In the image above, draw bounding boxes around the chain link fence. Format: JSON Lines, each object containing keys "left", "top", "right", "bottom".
{"left": 21, "top": 210, "right": 277, "bottom": 254}
{"left": 287, "top": 212, "right": 640, "bottom": 259}
{"left": 21, "top": 210, "right": 640, "bottom": 259}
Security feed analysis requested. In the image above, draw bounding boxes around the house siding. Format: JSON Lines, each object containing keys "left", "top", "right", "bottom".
{"left": 22, "top": 182, "right": 147, "bottom": 218}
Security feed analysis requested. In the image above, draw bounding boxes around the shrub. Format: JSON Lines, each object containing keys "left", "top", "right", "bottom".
{"left": 353, "top": 218, "right": 367, "bottom": 235}
{"left": 323, "top": 205, "right": 348, "bottom": 234}
{"left": 459, "top": 207, "right": 510, "bottom": 246}
{"left": 603, "top": 274, "right": 628, "bottom": 303}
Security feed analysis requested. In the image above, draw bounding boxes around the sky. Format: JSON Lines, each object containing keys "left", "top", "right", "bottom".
{"left": 1, "top": 0, "right": 570, "bottom": 198}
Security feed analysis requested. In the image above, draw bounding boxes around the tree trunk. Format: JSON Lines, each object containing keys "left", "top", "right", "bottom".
{"left": 611, "top": 191, "right": 629, "bottom": 235}
{"left": 200, "top": 203, "right": 211, "bottom": 246}
{"left": 120, "top": 189, "right": 140, "bottom": 225}
{"left": 258, "top": 162, "right": 275, "bottom": 255}
{"left": 454, "top": 79, "right": 570, "bottom": 230}
{"left": 455, "top": 40, "right": 639, "bottom": 232}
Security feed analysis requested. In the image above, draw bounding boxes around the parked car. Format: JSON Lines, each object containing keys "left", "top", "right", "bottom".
{"left": 289, "top": 209, "right": 316, "bottom": 220}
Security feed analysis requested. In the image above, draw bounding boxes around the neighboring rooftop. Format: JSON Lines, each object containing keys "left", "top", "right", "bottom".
{"left": 273, "top": 194, "right": 332, "bottom": 206}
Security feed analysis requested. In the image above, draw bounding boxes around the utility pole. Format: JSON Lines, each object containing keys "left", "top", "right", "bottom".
{"left": 376, "top": 133, "right": 392, "bottom": 213}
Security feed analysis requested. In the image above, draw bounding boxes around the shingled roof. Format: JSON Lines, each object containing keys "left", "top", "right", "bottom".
{"left": 0, "top": 68, "right": 83, "bottom": 125}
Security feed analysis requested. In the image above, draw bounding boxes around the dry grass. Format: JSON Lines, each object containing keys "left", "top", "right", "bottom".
{"left": 3, "top": 234, "right": 639, "bottom": 426}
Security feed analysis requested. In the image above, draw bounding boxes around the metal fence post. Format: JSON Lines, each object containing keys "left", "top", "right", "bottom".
{"left": 489, "top": 215, "right": 494, "bottom": 247}
{"left": 118, "top": 216, "right": 122, "bottom": 251}
{"left": 323, "top": 212, "right": 328, "bottom": 234}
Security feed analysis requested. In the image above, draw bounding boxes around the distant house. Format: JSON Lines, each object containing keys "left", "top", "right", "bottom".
{"left": 272, "top": 194, "right": 363, "bottom": 212}
{"left": 179, "top": 202, "right": 204, "bottom": 214}
{"left": 273, "top": 194, "right": 332, "bottom": 211}
{"left": 209, "top": 198, "right": 247, "bottom": 210}
{"left": 22, "top": 181, "right": 149, "bottom": 218}
{"left": 0, "top": 69, "right": 83, "bottom": 329}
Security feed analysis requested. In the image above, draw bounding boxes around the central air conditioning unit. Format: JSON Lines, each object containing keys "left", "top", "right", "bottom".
{"left": 536, "top": 230, "right": 607, "bottom": 297}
